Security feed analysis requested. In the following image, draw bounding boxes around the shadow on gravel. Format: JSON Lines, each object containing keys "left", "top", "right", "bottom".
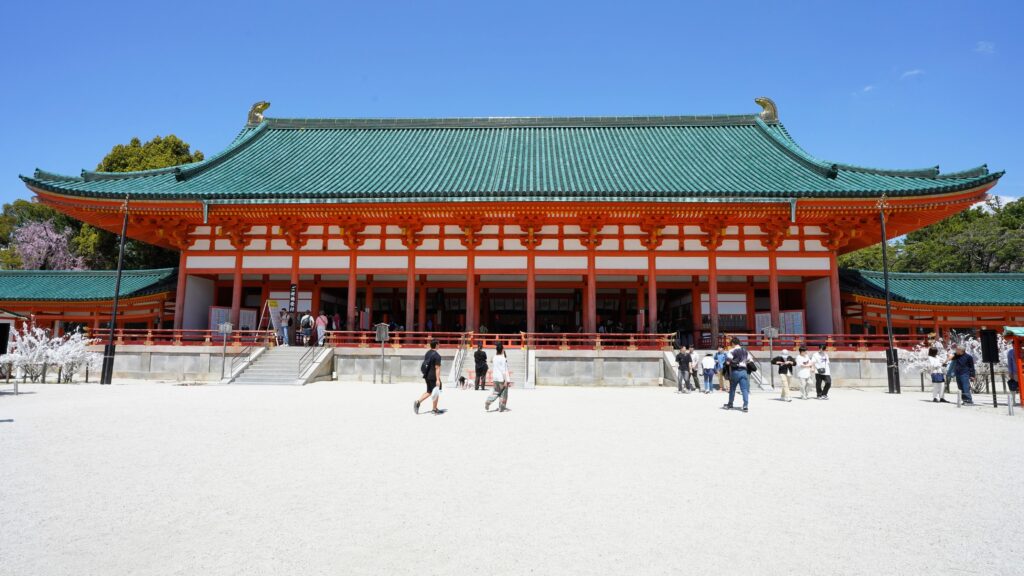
{"left": 0, "top": 419, "right": 13, "bottom": 423}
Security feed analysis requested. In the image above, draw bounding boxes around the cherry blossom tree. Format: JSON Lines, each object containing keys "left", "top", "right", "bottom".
{"left": 12, "top": 220, "right": 84, "bottom": 270}
{"left": 0, "top": 323, "right": 99, "bottom": 382}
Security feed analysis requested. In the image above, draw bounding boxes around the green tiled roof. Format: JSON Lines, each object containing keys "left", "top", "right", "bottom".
{"left": 21, "top": 109, "right": 1001, "bottom": 202}
{"left": 840, "top": 269, "right": 1024, "bottom": 307}
{"left": 0, "top": 268, "right": 176, "bottom": 302}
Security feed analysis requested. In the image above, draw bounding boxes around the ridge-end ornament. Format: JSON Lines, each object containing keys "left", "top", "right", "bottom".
{"left": 754, "top": 97, "right": 778, "bottom": 122}
{"left": 248, "top": 101, "right": 271, "bottom": 124}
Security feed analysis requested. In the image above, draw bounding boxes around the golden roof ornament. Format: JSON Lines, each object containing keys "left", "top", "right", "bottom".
{"left": 754, "top": 97, "right": 778, "bottom": 122}
{"left": 247, "top": 101, "right": 270, "bottom": 124}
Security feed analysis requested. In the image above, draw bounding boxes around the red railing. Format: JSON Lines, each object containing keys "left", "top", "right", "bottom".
{"left": 705, "top": 333, "right": 927, "bottom": 351}
{"left": 91, "top": 329, "right": 277, "bottom": 346}
{"left": 85, "top": 329, "right": 925, "bottom": 352}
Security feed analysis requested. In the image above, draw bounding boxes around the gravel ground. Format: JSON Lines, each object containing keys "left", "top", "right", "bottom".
{"left": 2, "top": 382, "right": 1022, "bottom": 576}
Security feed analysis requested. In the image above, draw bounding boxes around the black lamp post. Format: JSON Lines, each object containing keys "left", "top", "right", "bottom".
{"left": 100, "top": 196, "right": 130, "bottom": 385}
{"left": 878, "top": 194, "right": 900, "bottom": 394}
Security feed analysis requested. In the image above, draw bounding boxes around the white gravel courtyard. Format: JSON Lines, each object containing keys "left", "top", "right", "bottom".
{"left": 2, "top": 381, "right": 1022, "bottom": 576}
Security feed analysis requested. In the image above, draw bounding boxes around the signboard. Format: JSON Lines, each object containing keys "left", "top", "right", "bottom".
{"left": 375, "top": 323, "right": 390, "bottom": 343}
{"left": 267, "top": 299, "right": 283, "bottom": 331}
{"left": 218, "top": 322, "right": 233, "bottom": 334}
{"left": 288, "top": 283, "right": 298, "bottom": 316}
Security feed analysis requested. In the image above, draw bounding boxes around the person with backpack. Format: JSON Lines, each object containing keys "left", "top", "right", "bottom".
{"left": 771, "top": 349, "right": 796, "bottom": 402}
{"left": 723, "top": 337, "right": 751, "bottom": 412}
{"left": 485, "top": 343, "right": 510, "bottom": 412}
{"left": 414, "top": 339, "right": 443, "bottom": 415}
{"left": 810, "top": 344, "right": 832, "bottom": 399}
{"left": 473, "top": 341, "right": 488, "bottom": 391}
{"left": 298, "top": 310, "right": 314, "bottom": 346}
{"left": 675, "top": 346, "right": 693, "bottom": 393}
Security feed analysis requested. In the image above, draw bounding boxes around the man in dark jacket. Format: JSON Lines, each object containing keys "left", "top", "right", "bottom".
{"left": 675, "top": 347, "right": 693, "bottom": 393}
{"left": 473, "top": 342, "right": 488, "bottom": 390}
{"left": 950, "top": 345, "right": 976, "bottom": 405}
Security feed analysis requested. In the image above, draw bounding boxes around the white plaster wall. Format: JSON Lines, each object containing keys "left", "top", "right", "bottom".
{"left": 186, "top": 255, "right": 235, "bottom": 269}
{"left": 536, "top": 239, "right": 560, "bottom": 251}
{"left": 300, "top": 256, "right": 348, "bottom": 269}
{"left": 777, "top": 257, "right": 830, "bottom": 271}
{"left": 596, "top": 256, "right": 647, "bottom": 270}
{"left": 416, "top": 256, "right": 468, "bottom": 269}
{"left": 655, "top": 256, "right": 709, "bottom": 270}
{"left": 183, "top": 276, "right": 215, "bottom": 330}
{"left": 243, "top": 255, "right": 292, "bottom": 269}
{"left": 716, "top": 256, "right": 768, "bottom": 270}
{"left": 536, "top": 256, "right": 586, "bottom": 270}
{"left": 360, "top": 256, "right": 408, "bottom": 269}
{"left": 474, "top": 256, "right": 527, "bottom": 269}
{"left": 805, "top": 277, "right": 834, "bottom": 334}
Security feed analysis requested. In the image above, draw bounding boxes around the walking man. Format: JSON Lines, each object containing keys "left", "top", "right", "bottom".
{"left": 485, "top": 343, "right": 510, "bottom": 412}
{"left": 723, "top": 337, "right": 751, "bottom": 412}
{"left": 950, "top": 345, "right": 976, "bottom": 405}
{"left": 811, "top": 344, "right": 832, "bottom": 399}
{"left": 675, "top": 346, "right": 693, "bottom": 393}
{"left": 772, "top": 349, "right": 796, "bottom": 402}
{"left": 795, "top": 346, "right": 813, "bottom": 399}
{"left": 473, "top": 341, "right": 488, "bottom": 391}
{"left": 299, "top": 310, "right": 314, "bottom": 346}
{"left": 414, "top": 339, "right": 443, "bottom": 414}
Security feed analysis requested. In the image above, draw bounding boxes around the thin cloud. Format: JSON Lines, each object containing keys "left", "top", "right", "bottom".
{"left": 861, "top": 85, "right": 875, "bottom": 93}
{"left": 900, "top": 69, "right": 924, "bottom": 79}
{"left": 974, "top": 41, "right": 996, "bottom": 54}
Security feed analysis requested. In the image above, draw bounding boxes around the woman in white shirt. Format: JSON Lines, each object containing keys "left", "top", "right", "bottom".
{"left": 700, "top": 353, "right": 717, "bottom": 394}
{"left": 926, "top": 347, "right": 948, "bottom": 403}
{"left": 795, "top": 346, "right": 813, "bottom": 400}
{"left": 485, "top": 343, "right": 510, "bottom": 412}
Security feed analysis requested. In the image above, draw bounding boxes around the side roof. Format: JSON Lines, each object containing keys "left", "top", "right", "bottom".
{"left": 0, "top": 268, "right": 177, "bottom": 302}
{"left": 21, "top": 105, "right": 1001, "bottom": 203}
{"left": 840, "top": 269, "right": 1024, "bottom": 307}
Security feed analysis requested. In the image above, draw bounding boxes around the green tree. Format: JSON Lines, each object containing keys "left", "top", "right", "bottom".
{"left": 96, "top": 134, "right": 204, "bottom": 172}
{"left": 80, "top": 135, "right": 203, "bottom": 269}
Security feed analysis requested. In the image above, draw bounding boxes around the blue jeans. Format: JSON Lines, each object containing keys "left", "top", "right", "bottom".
{"left": 728, "top": 368, "right": 750, "bottom": 407}
{"left": 703, "top": 369, "right": 715, "bottom": 392}
{"left": 956, "top": 373, "right": 973, "bottom": 403}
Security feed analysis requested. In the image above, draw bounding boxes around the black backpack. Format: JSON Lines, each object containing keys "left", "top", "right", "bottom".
{"left": 421, "top": 352, "right": 436, "bottom": 378}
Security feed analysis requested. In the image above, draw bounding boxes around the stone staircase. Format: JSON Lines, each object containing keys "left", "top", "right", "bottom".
{"left": 231, "top": 345, "right": 312, "bottom": 385}
{"left": 457, "top": 347, "right": 531, "bottom": 388}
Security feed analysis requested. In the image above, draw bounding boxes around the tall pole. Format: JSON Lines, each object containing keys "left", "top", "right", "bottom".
{"left": 100, "top": 196, "right": 130, "bottom": 385}
{"left": 878, "top": 194, "right": 900, "bottom": 394}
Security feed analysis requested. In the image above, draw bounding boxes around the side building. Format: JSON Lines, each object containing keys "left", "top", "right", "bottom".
{"left": 18, "top": 99, "right": 1004, "bottom": 344}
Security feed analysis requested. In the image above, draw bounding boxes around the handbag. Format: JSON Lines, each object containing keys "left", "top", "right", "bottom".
{"left": 816, "top": 368, "right": 826, "bottom": 375}
{"left": 746, "top": 361, "right": 757, "bottom": 373}
{"left": 930, "top": 373, "right": 945, "bottom": 384}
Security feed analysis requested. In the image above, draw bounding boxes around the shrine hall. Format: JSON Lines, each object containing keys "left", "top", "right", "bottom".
{"left": 18, "top": 98, "right": 1005, "bottom": 344}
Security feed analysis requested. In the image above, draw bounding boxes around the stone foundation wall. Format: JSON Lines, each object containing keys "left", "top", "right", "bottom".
{"left": 88, "top": 345, "right": 250, "bottom": 382}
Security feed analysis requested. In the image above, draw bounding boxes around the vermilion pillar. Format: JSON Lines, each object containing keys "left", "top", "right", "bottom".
{"left": 365, "top": 275, "right": 374, "bottom": 327}
{"left": 829, "top": 252, "right": 843, "bottom": 335}
{"left": 647, "top": 251, "right": 657, "bottom": 333}
{"left": 709, "top": 249, "right": 720, "bottom": 345}
{"left": 229, "top": 250, "right": 243, "bottom": 326}
{"left": 586, "top": 249, "right": 597, "bottom": 332}
{"left": 405, "top": 249, "right": 416, "bottom": 331}
{"left": 769, "top": 248, "right": 780, "bottom": 329}
{"left": 346, "top": 251, "right": 357, "bottom": 331}
{"left": 526, "top": 249, "right": 536, "bottom": 333}
{"left": 636, "top": 277, "right": 645, "bottom": 332}
{"left": 417, "top": 276, "right": 427, "bottom": 331}
{"left": 466, "top": 249, "right": 476, "bottom": 332}
{"left": 173, "top": 250, "right": 188, "bottom": 329}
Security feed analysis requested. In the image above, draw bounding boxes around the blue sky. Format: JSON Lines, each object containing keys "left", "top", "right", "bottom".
{"left": 0, "top": 0, "right": 1019, "bottom": 205}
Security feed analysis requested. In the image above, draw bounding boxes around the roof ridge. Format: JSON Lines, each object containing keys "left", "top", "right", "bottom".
{"left": 261, "top": 114, "right": 764, "bottom": 130}
{"left": 0, "top": 267, "right": 176, "bottom": 276}
{"left": 753, "top": 119, "right": 837, "bottom": 179}
{"left": 852, "top": 269, "right": 1024, "bottom": 279}
{"left": 174, "top": 122, "right": 270, "bottom": 181}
